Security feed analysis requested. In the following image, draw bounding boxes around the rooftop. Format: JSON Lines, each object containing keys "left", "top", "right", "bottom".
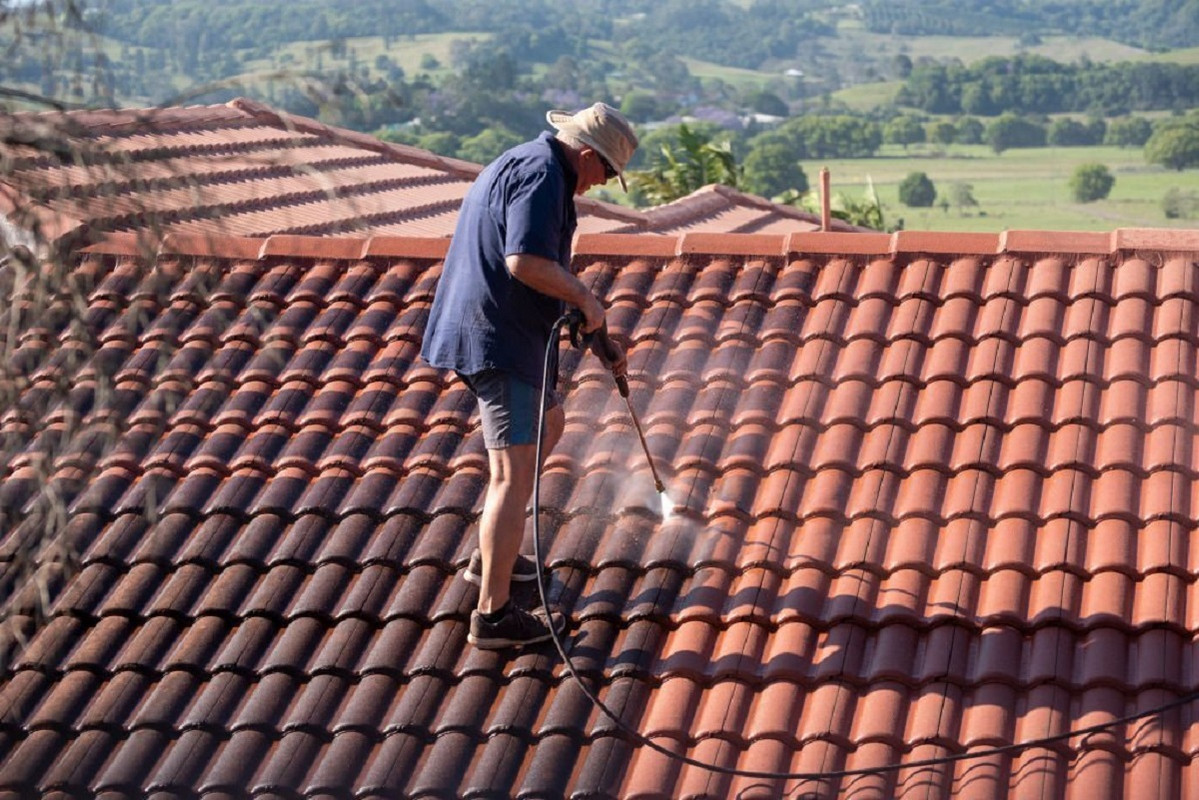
{"left": 0, "top": 99, "right": 853, "bottom": 249}
{"left": 3, "top": 226, "right": 1199, "bottom": 798}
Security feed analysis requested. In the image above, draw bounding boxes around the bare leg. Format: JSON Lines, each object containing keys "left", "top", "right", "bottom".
{"left": 477, "top": 404, "right": 563, "bottom": 613}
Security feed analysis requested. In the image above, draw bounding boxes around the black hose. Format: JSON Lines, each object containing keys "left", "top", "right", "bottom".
{"left": 531, "top": 312, "right": 1199, "bottom": 787}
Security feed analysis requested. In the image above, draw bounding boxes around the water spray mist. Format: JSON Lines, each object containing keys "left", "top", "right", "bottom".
{"left": 588, "top": 320, "right": 674, "bottom": 518}
{"left": 615, "top": 377, "right": 674, "bottom": 517}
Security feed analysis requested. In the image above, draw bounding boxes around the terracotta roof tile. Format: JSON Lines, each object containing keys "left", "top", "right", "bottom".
{"left": 7, "top": 228, "right": 1199, "bottom": 797}
{"left": 2, "top": 101, "right": 868, "bottom": 247}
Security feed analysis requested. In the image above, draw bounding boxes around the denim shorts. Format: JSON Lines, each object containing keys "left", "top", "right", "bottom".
{"left": 458, "top": 369, "right": 560, "bottom": 449}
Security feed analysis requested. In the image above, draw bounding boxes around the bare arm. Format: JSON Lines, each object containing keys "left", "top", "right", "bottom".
{"left": 506, "top": 252, "right": 626, "bottom": 377}
{"left": 505, "top": 253, "right": 605, "bottom": 332}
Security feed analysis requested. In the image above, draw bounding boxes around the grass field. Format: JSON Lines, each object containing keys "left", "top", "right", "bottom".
{"left": 680, "top": 57, "right": 785, "bottom": 91}
{"left": 830, "top": 27, "right": 1150, "bottom": 66}
{"left": 1150, "top": 45, "right": 1199, "bottom": 65}
{"left": 830, "top": 81, "right": 904, "bottom": 111}
{"left": 812, "top": 144, "right": 1198, "bottom": 232}
{"left": 259, "top": 31, "right": 491, "bottom": 79}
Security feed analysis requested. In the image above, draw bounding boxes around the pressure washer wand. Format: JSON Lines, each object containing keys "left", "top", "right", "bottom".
{"left": 568, "top": 310, "right": 667, "bottom": 496}
{"left": 590, "top": 324, "right": 667, "bottom": 496}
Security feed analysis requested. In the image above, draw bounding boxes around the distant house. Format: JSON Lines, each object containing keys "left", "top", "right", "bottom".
{"left": 743, "top": 112, "right": 787, "bottom": 126}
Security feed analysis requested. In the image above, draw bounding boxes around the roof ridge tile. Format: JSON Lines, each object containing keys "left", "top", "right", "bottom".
{"left": 259, "top": 235, "right": 365, "bottom": 261}
{"left": 1001, "top": 230, "right": 1112, "bottom": 254}
{"left": 1113, "top": 227, "right": 1199, "bottom": 253}
{"left": 788, "top": 231, "right": 894, "bottom": 255}
{"left": 362, "top": 237, "right": 450, "bottom": 259}
{"left": 573, "top": 233, "right": 677, "bottom": 257}
{"left": 678, "top": 232, "right": 786, "bottom": 257}
{"left": 895, "top": 231, "right": 1002, "bottom": 255}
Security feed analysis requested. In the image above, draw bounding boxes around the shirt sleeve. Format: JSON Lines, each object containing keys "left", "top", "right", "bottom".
{"left": 501, "top": 167, "right": 565, "bottom": 262}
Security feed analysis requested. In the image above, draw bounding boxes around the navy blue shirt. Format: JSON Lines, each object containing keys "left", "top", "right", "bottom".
{"left": 421, "top": 132, "right": 578, "bottom": 387}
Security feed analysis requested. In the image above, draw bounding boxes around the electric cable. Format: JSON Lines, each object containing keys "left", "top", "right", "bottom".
{"left": 530, "top": 311, "right": 1199, "bottom": 785}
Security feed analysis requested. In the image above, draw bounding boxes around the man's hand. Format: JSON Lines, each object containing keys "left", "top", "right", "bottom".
{"left": 505, "top": 253, "right": 615, "bottom": 367}
{"left": 582, "top": 318, "right": 627, "bottom": 380}
{"left": 578, "top": 292, "right": 605, "bottom": 334}
{"left": 601, "top": 336, "right": 627, "bottom": 379}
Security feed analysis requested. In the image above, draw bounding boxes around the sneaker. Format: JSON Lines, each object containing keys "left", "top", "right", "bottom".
{"left": 464, "top": 548, "right": 540, "bottom": 585}
{"left": 467, "top": 605, "right": 565, "bottom": 649}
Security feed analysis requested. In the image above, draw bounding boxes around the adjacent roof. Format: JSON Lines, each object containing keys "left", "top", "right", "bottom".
{"left": 0, "top": 100, "right": 848, "bottom": 247}
{"left": 3, "top": 226, "right": 1199, "bottom": 799}
{"left": 632, "top": 183, "right": 861, "bottom": 236}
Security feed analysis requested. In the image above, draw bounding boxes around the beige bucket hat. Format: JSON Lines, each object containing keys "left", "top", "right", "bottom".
{"left": 546, "top": 102, "right": 639, "bottom": 191}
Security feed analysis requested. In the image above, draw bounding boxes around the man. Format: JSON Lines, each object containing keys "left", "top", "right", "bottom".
{"left": 421, "top": 103, "right": 638, "bottom": 649}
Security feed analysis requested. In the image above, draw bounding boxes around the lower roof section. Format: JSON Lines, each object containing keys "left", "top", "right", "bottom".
{"left": 0, "top": 100, "right": 857, "bottom": 245}
{"left": 2, "top": 228, "right": 1199, "bottom": 799}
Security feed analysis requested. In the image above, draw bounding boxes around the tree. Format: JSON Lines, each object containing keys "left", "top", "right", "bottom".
{"left": 619, "top": 90, "right": 660, "bottom": 123}
{"left": 779, "top": 115, "right": 882, "bottom": 159}
{"left": 748, "top": 90, "right": 788, "bottom": 117}
{"left": 1144, "top": 123, "right": 1199, "bottom": 171}
{"left": 1163, "top": 187, "right": 1199, "bottom": 219}
{"left": 1069, "top": 163, "right": 1115, "bottom": 202}
{"left": 956, "top": 116, "right": 985, "bottom": 144}
{"left": 897, "top": 63, "right": 955, "bottom": 113}
{"left": 645, "top": 51, "right": 696, "bottom": 94}
{"left": 1105, "top": 116, "right": 1153, "bottom": 147}
{"left": 457, "top": 127, "right": 522, "bottom": 164}
{"left": 896, "top": 53, "right": 1199, "bottom": 116}
{"left": 884, "top": 115, "right": 926, "bottom": 149}
{"left": 461, "top": 47, "right": 517, "bottom": 93}
{"left": 985, "top": 113, "right": 1047, "bottom": 153}
{"left": 960, "top": 82, "right": 997, "bottom": 116}
{"left": 898, "top": 171, "right": 937, "bottom": 207}
{"left": 1048, "top": 118, "right": 1096, "bottom": 146}
{"left": 949, "top": 182, "right": 980, "bottom": 215}
{"left": 742, "top": 135, "right": 807, "bottom": 199}
{"left": 416, "top": 132, "right": 461, "bottom": 157}
{"left": 629, "top": 122, "right": 741, "bottom": 205}
{"left": 544, "top": 56, "right": 581, "bottom": 91}
{"left": 929, "top": 121, "right": 957, "bottom": 146}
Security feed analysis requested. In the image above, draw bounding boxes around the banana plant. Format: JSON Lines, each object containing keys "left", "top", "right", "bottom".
{"left": 629, "top": 122, "right": 742, "bottom": 205}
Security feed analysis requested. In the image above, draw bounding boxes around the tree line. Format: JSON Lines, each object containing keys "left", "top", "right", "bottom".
{"left": 79, "top": 0, "right": 1199, "bottom": 84}
{"left": 866, "top": 0, "right": 1199, "bottom": 49}
{"left": 6, "top": 0, "right": 1197, "bottom": 216}
{"left": 83, "top": 0, "right": 825, "bottom": 73}
{"left": 898, "top": 55, "right": 1199, "bottom": 116}
{"left": 621, "top": 108, "right": 1199, "bottom": 222}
